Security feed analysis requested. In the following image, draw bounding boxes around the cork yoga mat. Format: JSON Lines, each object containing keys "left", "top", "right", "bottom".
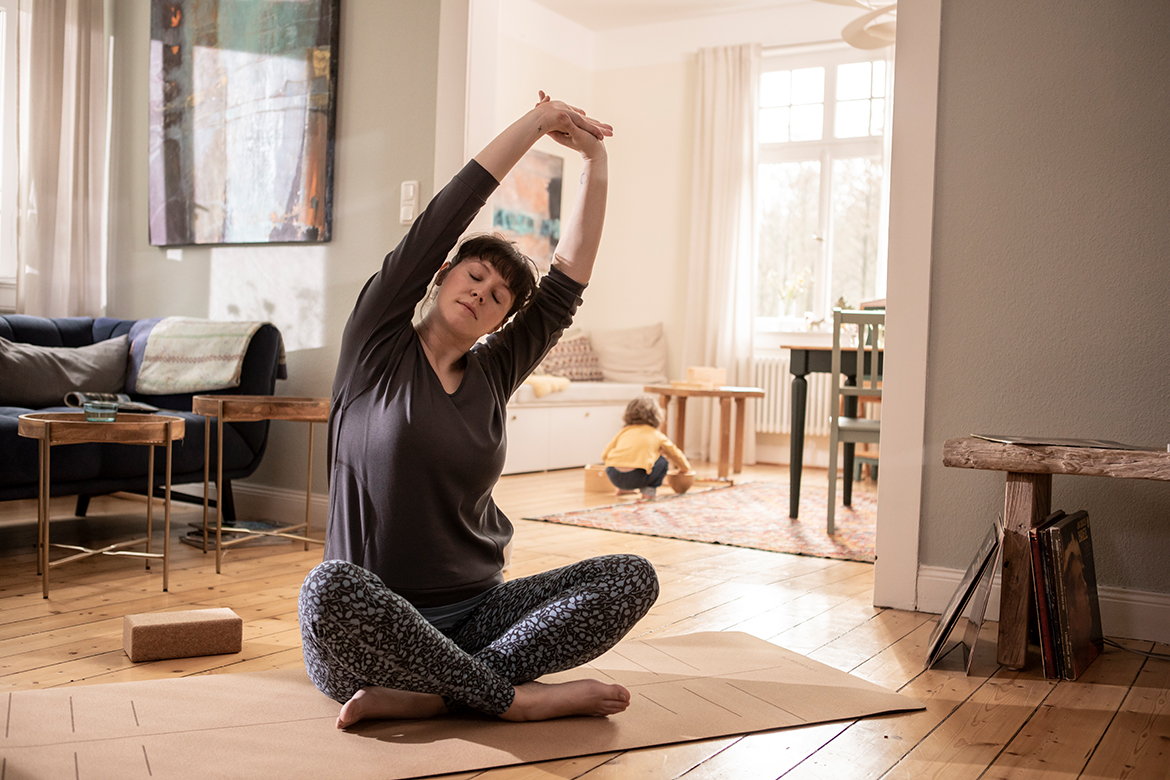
{"left": 2, "top": 632, "right": 922, "bottom": 780}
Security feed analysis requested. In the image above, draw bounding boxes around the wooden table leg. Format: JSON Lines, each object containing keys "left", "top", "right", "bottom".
{"left": 202, "top": 415, "right": 211, "bottom": 552}
{"left": 216, "top": 413, "right": 225, "bottom": 575}
{"left": 145, "top": 446, "right": 154, "bottom": 570}
{"left": 998, "top": 471, "right": 1051, "bottom": 669}
{"left": 717, "top": 398, "right": 732, "bottom": 479}
{"left": 789, "top": 374, "right": 808, "bottom": 518}
{"left": 40, "top": 437, "right": 50, "bottom": 599}
{"left": 35, "top": 440, "right": 44, "bottom": 577}
{"left": 733, "top": 397, "right": 747, "bottom": 474}
{"left": 305, "top": 423, "right": 315, "bottom": 551}
{"left": 842, "top": 380, "right": 858, "bottom": 507}
{"left": 657, "top": 394, "right": 670, "bottom": 435}
{"left": 674, "top": 397, "right": 688, "bottom": 453}
{"left": 164, "top": 431, "right": 172, "bottom": 592}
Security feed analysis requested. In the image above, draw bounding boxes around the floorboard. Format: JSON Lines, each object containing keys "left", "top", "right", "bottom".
{"left": 1, "top": 464, "right": 1159, "bottom": 778}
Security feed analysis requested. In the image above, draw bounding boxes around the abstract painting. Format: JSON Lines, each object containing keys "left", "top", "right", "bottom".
{"left": 148, "top": 0, "right": 339, "bottom": 246}
{"left": 492, "top": 149, "right": 563, "bottom": 271}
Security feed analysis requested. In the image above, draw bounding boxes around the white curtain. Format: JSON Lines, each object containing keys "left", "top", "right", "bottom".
{"left": 16, "top": 0, "right": 108, "bottom": 317}
{"left": 680, "top": 43, "right": 760, "bottom": 465}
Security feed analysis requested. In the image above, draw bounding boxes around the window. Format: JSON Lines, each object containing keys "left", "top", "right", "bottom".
{"left": 755, "top": 47, "right": 890, "bottom": 333}
{"left": 0, "top": 0, "right": 18, "bottom": 309}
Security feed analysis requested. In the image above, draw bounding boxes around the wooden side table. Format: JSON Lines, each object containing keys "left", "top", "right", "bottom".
{"left": 643, "top": 385, "right": 766, "bottom": 479}
{"left": 17, "top": 412, "right": 185, "bottom": 599}
{"left": 192, "top": 395, "right": 330, "bottom": 573}
{"left": 943, "top": 436, "right": 1170, "bottom": 669}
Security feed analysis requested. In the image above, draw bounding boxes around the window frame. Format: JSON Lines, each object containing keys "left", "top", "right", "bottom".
{"left": 754, "top": 44, "right": 892, "bottom": 340}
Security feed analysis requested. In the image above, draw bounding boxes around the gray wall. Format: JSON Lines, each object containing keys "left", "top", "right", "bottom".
{"left": 921, "top": 0, "right": 1170, "bottom": 591}
{"left": 105, "top": 0, "right": 443, "bottom": 497}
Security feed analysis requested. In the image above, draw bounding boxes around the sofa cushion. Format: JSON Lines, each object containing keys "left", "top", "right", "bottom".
{"left": 0, "top": 408, "right": 103, "bottom": 489}
{"left": 510, "top": 381, "right": 647, "bottom": 406}
{"left": 537, "top": 332, "right": 604, "bottom": 381}
{"left": 0, "top": 315, "right": 97, "bottom": 347}
{"left": 0, "top": 335, "right": 130, "bottom": 408}
{"left": 588, "top": 323, "right": 670, "bottom": 384}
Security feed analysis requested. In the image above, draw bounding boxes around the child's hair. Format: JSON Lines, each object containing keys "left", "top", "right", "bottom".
{"left": 623, "top": 396, "right": 661, "bottom": 428}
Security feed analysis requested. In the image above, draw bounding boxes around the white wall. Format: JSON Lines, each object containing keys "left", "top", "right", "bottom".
{"left": 494, "top": 0, "right": 860, "bottom": 380}
{"left": 921, "top": 0, "right": 1170, "bottom": 598}
{"left": 106, "top": 0, "right": 444, "bottom": 511}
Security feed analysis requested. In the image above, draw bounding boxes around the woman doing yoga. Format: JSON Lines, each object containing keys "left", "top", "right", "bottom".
{"left": 298, "top": 93, "right": 660, "bottom": 728}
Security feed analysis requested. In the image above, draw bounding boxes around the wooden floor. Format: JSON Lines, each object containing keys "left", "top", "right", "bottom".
{"left": 1, "top": 464, "right": 1166, "bottom": 779}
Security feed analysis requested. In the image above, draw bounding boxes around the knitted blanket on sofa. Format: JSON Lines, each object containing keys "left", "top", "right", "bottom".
{"left": 127, "top": 317, "right": 286, "bottom": 395}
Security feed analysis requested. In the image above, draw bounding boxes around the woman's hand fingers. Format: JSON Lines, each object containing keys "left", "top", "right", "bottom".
{"left": 553, "top": 107, "right": 612, "bottom": 141}
{"left": 567, "top": 110, "right": 612, "bottom": 140}
{"left": 537, "top": 92, "right": 612, "bottom": 140}
{"left": 546, "top": 115, "right": 606, "bottom": 160}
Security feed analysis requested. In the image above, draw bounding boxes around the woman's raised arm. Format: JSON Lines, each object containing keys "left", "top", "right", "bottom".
{"left": 547, "top": 121, "right": 607, "bottom": 286}
{"left": 473, "top": 92, "right": 610, "bottom": 185}
{"left": 474, "top": 92, "right": 610, "bottom": 286}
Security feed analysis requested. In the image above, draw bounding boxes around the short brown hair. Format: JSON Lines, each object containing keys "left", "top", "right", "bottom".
{"left": 623, "top": 396, "right": 661, "bottom": 428}
{"left": 448, "top": 233, "right": 539, "bottom": 321}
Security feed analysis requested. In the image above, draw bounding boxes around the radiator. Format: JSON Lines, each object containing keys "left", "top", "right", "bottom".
{"left": 753, "top": 356, "right": 835, "bottom": 437}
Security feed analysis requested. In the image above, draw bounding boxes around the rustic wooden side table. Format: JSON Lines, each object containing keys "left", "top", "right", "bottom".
{"left": 943, "top": 436, "right": 1170, "bottom": 669}
{"left": 643, "top": 385, "right": 766, "bottom": 479}
{"left": 17, "top": 412, "right": 185, "bottom": 598}
{"left": 192, "top": 395, "right": 330, "bottom": 573}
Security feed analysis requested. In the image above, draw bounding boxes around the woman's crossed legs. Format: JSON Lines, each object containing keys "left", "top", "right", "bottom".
{"left": 298, "top": 554, "right": 659, "bottom": 727}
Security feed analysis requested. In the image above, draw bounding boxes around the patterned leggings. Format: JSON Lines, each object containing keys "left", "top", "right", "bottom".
{"left": 298, "top": 554, "right": 659, "bottom": 716}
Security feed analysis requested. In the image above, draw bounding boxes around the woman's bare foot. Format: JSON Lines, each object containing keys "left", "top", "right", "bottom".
{"left": 336, "top": 686, "right": 448, "bottom": 729}
{"left": 615, "top": 488, "right": 639, "bottom": 496}
{"left": 499, "top": 679, "right": 631, "bottom": 721}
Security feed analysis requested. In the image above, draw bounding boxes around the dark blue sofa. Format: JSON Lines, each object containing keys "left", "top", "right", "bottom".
{"left": 0, "top": 315, "right": 284, "bottom": 522}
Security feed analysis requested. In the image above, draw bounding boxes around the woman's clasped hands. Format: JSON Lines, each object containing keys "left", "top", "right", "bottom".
{"left": 535, "top": 90, "right": 610, "bottom": 156}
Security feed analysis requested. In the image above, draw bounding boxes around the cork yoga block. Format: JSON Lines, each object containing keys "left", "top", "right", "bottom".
{"left": 124, "top": 608, "right": 243, "bottom": 663}
{"left": 583, "top": 464, "right": 614, "bottom": 493}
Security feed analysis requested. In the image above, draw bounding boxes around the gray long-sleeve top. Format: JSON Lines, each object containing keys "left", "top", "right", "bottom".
{"left": 323, "top": 160, "right": 585, "bottom": 608}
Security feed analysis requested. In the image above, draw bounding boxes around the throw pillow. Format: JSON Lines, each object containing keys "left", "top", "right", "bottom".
{"left": 538, "top": 332, "right": 604, "bottom": 381}
{"left": 0, "top": 334, "right": 130, "bottom": 408}
{"left": 588, "top": 322, "right": 670, "bottom": 384}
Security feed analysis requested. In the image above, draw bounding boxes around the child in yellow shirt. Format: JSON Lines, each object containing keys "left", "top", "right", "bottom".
{"left": 601, "top": 396, "right": 692, "bottom": 499}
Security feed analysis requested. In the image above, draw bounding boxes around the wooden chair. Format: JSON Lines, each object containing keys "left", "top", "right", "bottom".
{"left": 827, "top": 308, "right": 884, "bottom": 534}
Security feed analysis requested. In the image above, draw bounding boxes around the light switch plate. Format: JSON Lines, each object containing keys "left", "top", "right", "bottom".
{"left": 400, "top": 180, "right": 419, "bottom": 224}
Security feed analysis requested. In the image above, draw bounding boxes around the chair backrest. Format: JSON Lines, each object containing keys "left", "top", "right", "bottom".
{"left": 831, "top": 308, "right": 884, "bottom": 404}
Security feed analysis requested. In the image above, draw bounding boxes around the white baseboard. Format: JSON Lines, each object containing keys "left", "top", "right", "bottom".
{"left": 917, "top": 564, "right": 1170, "bottom": 644}
{"left": 755, "top": 434, "right": 831, "bottom": 468}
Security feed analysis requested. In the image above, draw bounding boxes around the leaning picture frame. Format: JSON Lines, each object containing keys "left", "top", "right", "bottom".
{"left": 924, "top": 519, "right": 1002, "bottom": 670}
{"left": 961, "top": 518, "right": 1004, "bottom": 674}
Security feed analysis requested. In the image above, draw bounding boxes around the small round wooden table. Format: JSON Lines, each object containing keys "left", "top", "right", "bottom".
{"left": 643, "top": 385, "right": 766, "bottom": 480}
{"left": 192, "top": 395, "right": 330, "bottom": 573}
{"left": 17, "top": 412, "right": 185, "bottom": 599}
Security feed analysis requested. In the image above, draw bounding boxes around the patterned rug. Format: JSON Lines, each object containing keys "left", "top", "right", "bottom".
{"left": 528, "top": 481, "right": 876, "bottom": 563}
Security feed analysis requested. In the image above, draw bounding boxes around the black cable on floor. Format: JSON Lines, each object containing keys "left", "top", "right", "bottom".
{"left": 1104, "top": 637, "right": 1170, "bottom": 660}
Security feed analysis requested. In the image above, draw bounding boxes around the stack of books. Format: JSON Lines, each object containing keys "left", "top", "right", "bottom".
{"left": 1029, "top": 509, "right": 1105, "bottom": 680}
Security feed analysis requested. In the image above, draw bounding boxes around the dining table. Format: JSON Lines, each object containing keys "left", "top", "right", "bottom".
{"left": 781, "top": 344, "right": 883, "bottom": 519}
